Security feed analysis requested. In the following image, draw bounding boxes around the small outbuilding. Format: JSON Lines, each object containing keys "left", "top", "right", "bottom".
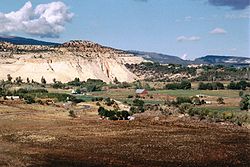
{"left": 135, "top": 89, "right": 148, "bottom": 96}
{"left": 5, "top": 96, "right": 20, "bottom": 100}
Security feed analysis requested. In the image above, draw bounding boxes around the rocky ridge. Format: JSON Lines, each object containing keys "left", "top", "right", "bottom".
{"left": 0, "top": 40, "right": 145, "bottom": 83}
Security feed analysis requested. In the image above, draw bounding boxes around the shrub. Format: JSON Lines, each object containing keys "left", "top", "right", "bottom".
{"left": 240, "top": 94, "right": 250, "bottom": 110}
{"left": 105, "top": 97, "right": 115, "bottom": 106}
{"left": 217, "top": 97, "right": 225, "bottom": 104}
{"left": 98, "top": 97, "right": 104, "bottom": 101}
{"left": 41, "top": 76, "right": 46, "bottom": 84}
{"left": 67, "top": 78, "right": 81, "bottom": 86}
{"left": 176, "top": 97, "right": 192, "bottom": 105}
{"left": 113, "top": 77, "right": 119, "bottom": 84}
{"left": 16, "top": 88, "right": 28, "bottom": 94}
{"left": 127, "top": 95, "right": 133, "bottom": 98}
{"left": 178, "top": 103, "right": 193, "bottom": 114}
{"left": 222, "top": 112, "right": 234, "bottom": 120}
{"left": 70, "top": 97, "right": 85, "bottom": 103}
{"left": 191, "top": 96, "right": 201, "bottom": 105}
{"left": 165, "top": 80, "right": 191, "bottom": 90}
{"left": 23, "top": 95, "right": 35, "bottom": 104}
{"left": 69, "top": 110, "right": 77, "bottom": 118}
{"left": 7, "top": 74, "right": 12, "bottom": 82}
{"left": 188, "top": 108, "right": 210, "bottom": 117}
{"left": 180, "top": 80, "right": 191, "bottom": 89}
{"left": 227, "top": 81, "right": 247, "bottom": 90}
{"left": 239, "top": 91, "right": 244, "bottom": 97}
{"left": 121, "top": 110, "right": 130, "bottom": 120}
{"left": 133, "top": 99, "right": 144, "bottom": 107}
{"left": 98, "top": 107, "right": 107, "bottom": 117}
{"left": 130, "top": 106, "right": 136, "bottom": 114}
{"left": 109, "top": 115, "right": 118, "bottom": 120}
{"left": 98, "top": 107, "right": 117, "bottom": 118}
{"left": 52, "top": 81, "right": 64, "bottom": 89}
{"left": 198, "top": 82, "right": 224, "bottom": 90}
{"left": 118, "top": 82, "right": 131, "bottom": 88}
{"left": 29, "top": 89, "right": 48, "bottom": 93}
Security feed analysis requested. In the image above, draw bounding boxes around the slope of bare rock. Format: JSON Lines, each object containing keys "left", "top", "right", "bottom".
{"left": 0, "top": 41, "right": 145, "bottom": 83}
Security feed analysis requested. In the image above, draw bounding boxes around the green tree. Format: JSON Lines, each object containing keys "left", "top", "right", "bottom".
{"left": 180, "top": 80, "right": 191, "bottom": 89}
{"left": 121, "top": 110, "right": 130, "bottom": 120}
{"left": 176, "top": 97, "right": 192, "bottom": 104}
{"left": 133, "top": 99, "right": 144, "bottom": 107}
{"left": 24, "top": 95, "right": 35, "bottom": 104}
{"left": 239, "top": 91, "right": 244, "bottom": 97}
{"left": 113, "top": 77, "right": 119, "bottom": 84}
{"left": 240, "top": 94, "right": 250, "bottom": 110}
{"left": 15, "top": 76, "right": 22, "bottom": 84}
{"left": 41, "top": 76, "right": 46, "bottom": 84}
{"left": 7, "top": 74, "right": 12, "bottom": 82}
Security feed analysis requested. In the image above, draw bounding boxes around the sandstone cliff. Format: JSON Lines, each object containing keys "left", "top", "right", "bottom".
{"left": 0, "top": 40, "right": 144, "bottom": 83}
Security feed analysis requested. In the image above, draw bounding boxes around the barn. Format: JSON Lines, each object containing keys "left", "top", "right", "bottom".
{"left": 135, "top": 89, "right": 148, "bottom": 96}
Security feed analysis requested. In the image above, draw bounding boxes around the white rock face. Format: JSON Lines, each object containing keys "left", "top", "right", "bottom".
{"left": 0, "top": 41, "right": 145, "bottom": 83}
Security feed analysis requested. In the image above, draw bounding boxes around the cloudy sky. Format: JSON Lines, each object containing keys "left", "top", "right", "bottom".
{"left": 0, "top": 0, "right": 249, "bottom": 59}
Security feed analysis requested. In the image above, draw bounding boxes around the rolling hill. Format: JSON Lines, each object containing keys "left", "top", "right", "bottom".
{"left": 194, "top": 55, "right": 250, "bottom": 66}
{"left": 127, "top": 50, "right": 190, "bottom": 65}
{"left": 0, "top": 36, "right": 59, "bottom": 46}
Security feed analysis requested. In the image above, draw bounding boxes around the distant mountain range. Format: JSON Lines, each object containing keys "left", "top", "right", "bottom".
{"left": 0, "top": 36, "right": 59, "bottom": 46}
{"left": 194, "top": 55, "right": 250, "bottom": 66}
{"left": 127, "top": 51, "right": 249, "bottom": 66}
{"left": 127, "top": 51, "right": 191, "bottom": 65}
{"left": 0, "top": 36, "right": 249, "bottom": 66}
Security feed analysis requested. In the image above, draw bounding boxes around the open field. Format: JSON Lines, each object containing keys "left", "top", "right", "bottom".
{"left": 0, "top": 101, "right": 249, "bottom": 167}
{"left": 88, "top": 89, "right": 250, "bottom": 100}
{"left": 83, "top": 89, "right": 249, "bottom": 112}
{"left": 146, "top": 81, "right": 234, "bottom": 90}
{"left": 150, "top": 89, "right": 250, "bottom": 98}
{"left": 1, "top": 84, "right": 249, "bottom": 166}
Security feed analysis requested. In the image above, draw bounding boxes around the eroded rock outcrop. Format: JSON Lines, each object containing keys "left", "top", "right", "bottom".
{"left": 0, "top": 41, "right": 145, "bottom": 83}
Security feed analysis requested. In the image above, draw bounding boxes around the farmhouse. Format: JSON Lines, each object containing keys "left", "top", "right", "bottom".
{"left": 135, "top": 89, "right": 148, "bottom": 96}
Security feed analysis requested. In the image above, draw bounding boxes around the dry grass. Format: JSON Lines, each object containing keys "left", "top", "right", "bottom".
{"left": 0, "top": 102, "right": 249, "bottom": 167}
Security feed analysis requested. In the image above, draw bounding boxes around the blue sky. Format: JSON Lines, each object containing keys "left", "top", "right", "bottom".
{"left": 0, "top": 0, "right": 249, "bottom": 59}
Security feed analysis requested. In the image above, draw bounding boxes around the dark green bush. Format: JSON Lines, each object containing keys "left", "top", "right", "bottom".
{"left": 23, "top": 95, "right": 35, "bottom": 104}
{"left": 198, "top": 82, "right": 224, "bottom": 90}
{"left": 176, "top": 97, "right": 192, "bottom": 105}
{"left": 165, "top": 80, "right": 191, "bottom": 90}
{"left": 240, "top": 94, "right": 250, "bottom": 110}
{"left": 127, "top": 95, "right": 133, "bottom": 98}
{"left": 179, "top": 103, "right": 193, "bottom": 114}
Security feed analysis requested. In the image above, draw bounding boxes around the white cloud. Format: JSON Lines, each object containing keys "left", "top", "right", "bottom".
{"left": 176, "top": 36, "right": 201, "bottom": 42}
{"left": 210, "top": 28, "right": 227, "bottom": 34}
{"left": 0, "top": 1, "right": 74, "bottom": 38}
